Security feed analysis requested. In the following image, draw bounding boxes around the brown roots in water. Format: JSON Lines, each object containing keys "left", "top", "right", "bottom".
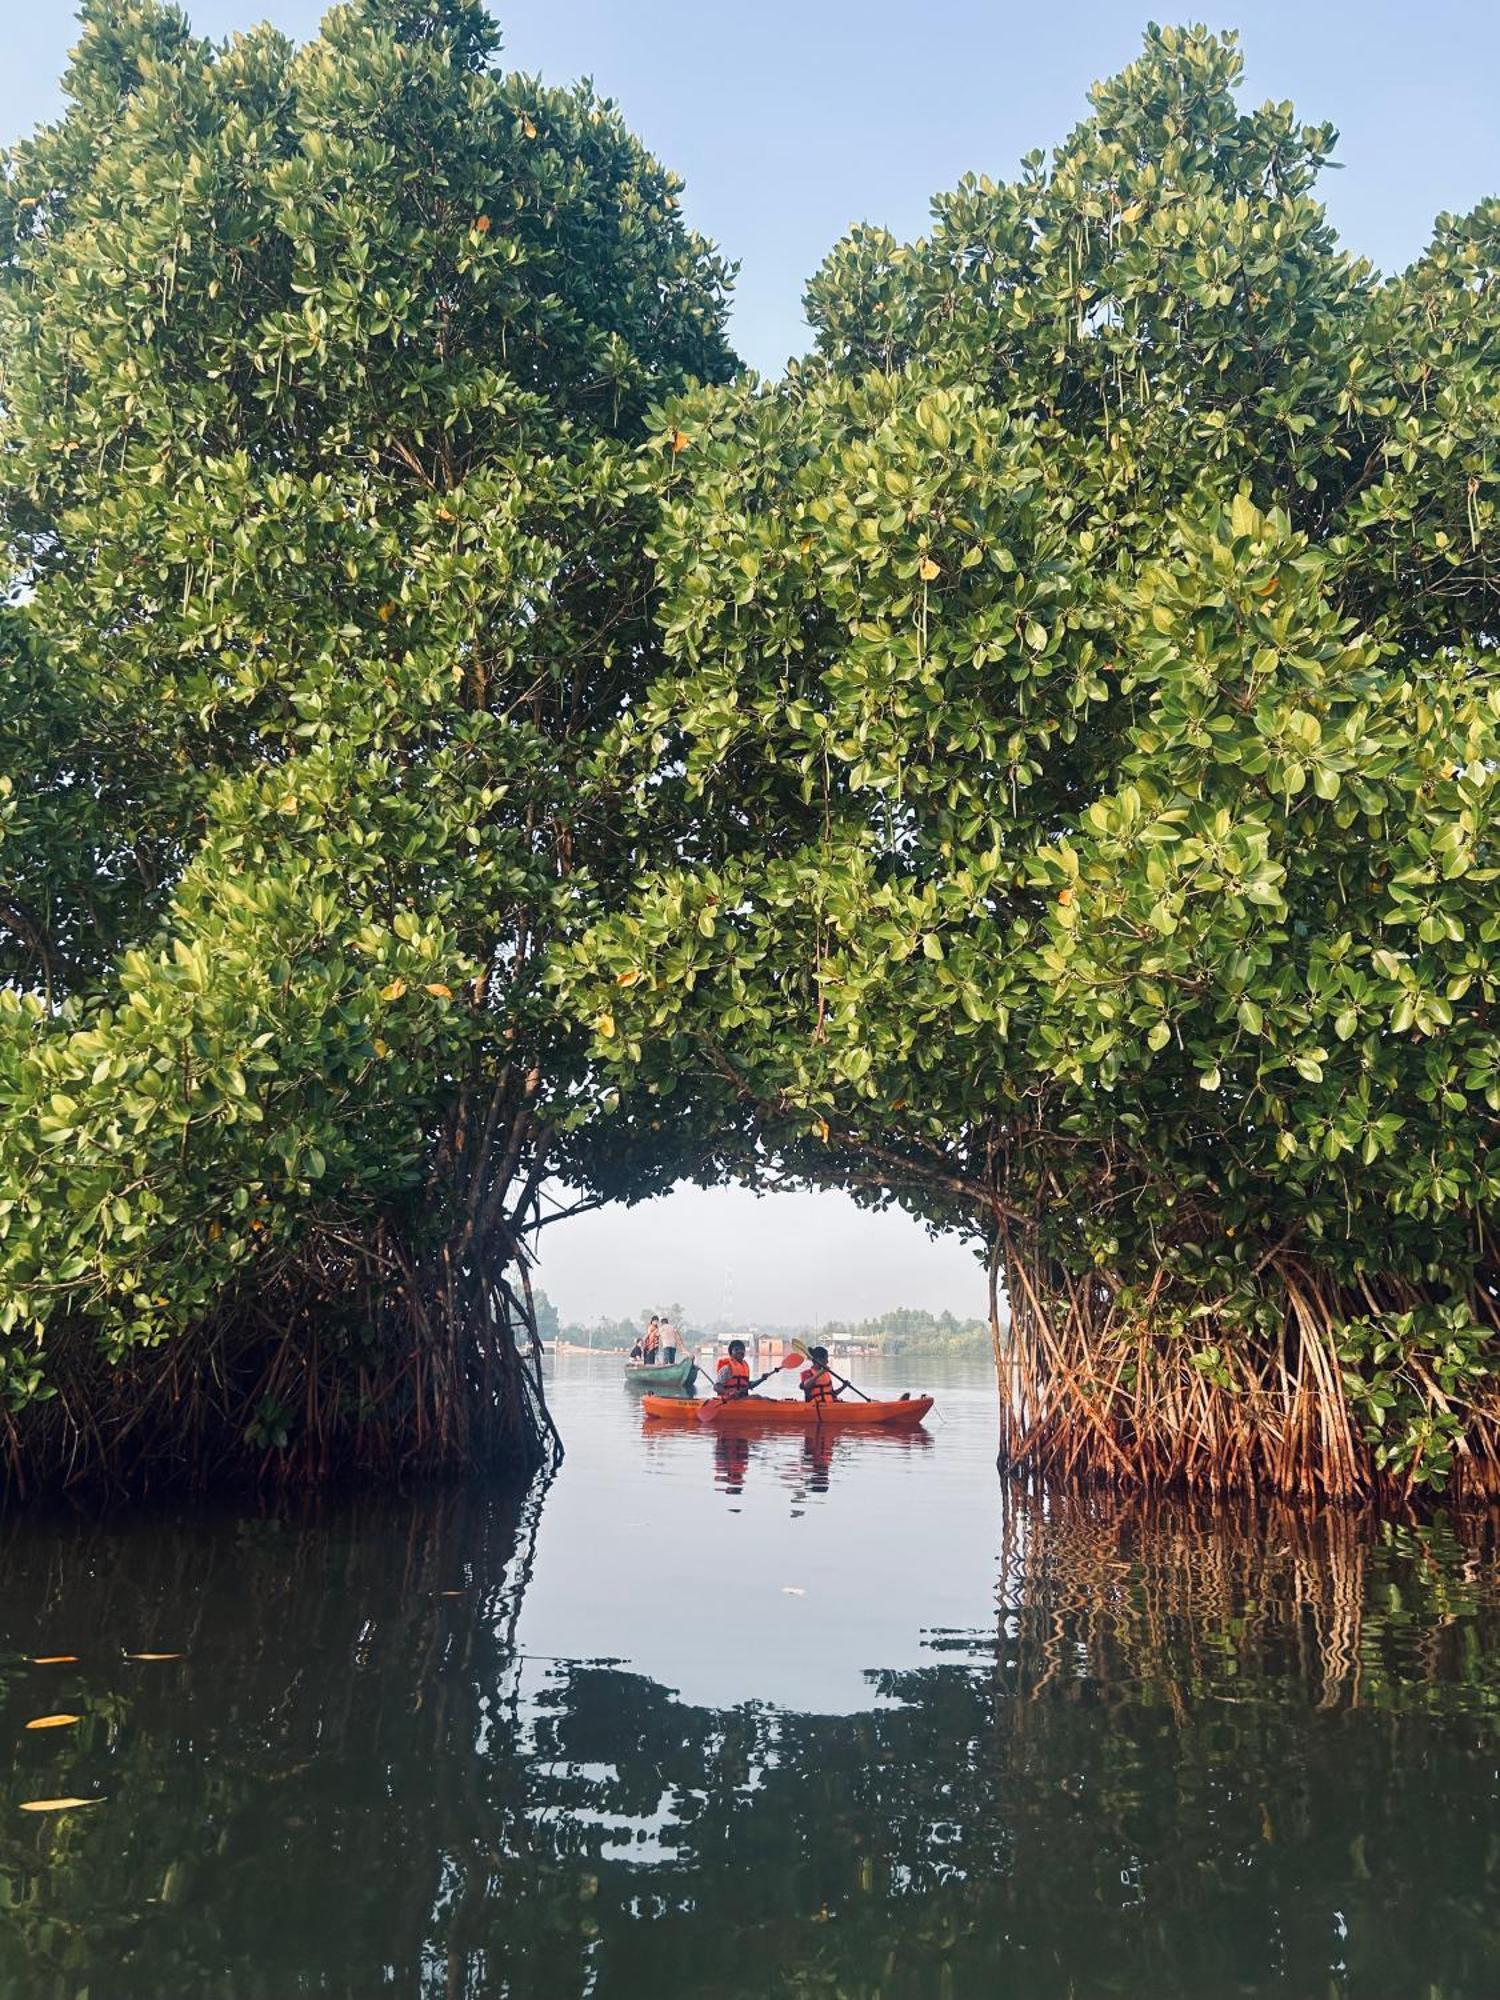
{"left": 0, "top": 1218, "right": 560, "bottom": 1502}
{"left": 994, "top": 1226, "right": 1500, "bottom": 1509}
{"left": 995, "top": 1479, "right": 1500, "bottom": 1712}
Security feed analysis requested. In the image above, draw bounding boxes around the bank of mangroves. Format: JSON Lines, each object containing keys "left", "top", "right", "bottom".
{"left": 1, "top": 4, "right": 1496, "bottom": 1502}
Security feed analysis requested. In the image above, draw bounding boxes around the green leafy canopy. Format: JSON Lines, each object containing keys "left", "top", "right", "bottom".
{"left": 561, "top": 24, "right": 1500, "bottom": 1494}
{"left": 0, "top": 0, "right": 735, "bottom": 1468}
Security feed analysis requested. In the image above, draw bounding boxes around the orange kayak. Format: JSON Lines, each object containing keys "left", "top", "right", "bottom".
{"left": 640, "top": 1394, "right": 933, "bottom": 1429}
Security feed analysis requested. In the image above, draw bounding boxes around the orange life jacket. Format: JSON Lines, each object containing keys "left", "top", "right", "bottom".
{"left": 800, "top": 1364, "right": 836, "bottom": 1404}
{"left": 716, "top": 1354, "right": 751, "bottom": 1399}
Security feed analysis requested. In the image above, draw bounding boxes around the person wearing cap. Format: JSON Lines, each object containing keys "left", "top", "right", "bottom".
{"left": 799, "top": 1346, "right": 840, "bottom": 1405}
{"left": 714, "top": 1339, "right": 752, "bottom": 1399}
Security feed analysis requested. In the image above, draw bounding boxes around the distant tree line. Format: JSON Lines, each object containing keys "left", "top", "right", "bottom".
{"left": 814, "top": 1308, "right": 997, "bottom": 1355}
{"left": 542, "top": 1301, "right": 993, "bottom": 1355}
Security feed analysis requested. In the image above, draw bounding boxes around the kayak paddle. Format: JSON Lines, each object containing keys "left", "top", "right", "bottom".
{"left": 696, "top": 1352, "right": 803, "bottom": 1423}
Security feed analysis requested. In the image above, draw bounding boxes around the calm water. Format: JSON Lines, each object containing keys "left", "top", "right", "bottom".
{"left": 3, "top": 1352, "right": 1500, "bottom": 1998}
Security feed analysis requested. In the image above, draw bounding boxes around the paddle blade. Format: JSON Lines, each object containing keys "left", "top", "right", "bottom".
{"left": 696, "top": 1398, "right": 725, "bottom": 1424}
{"left": 779, "top": 1351, "right": 805, "bottom": 1370}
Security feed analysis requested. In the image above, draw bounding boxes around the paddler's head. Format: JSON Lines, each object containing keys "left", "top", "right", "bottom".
{"left": 728, "top": 1339, "right": 746, "bottom": 1358}
{"left": 809, "top": 1345, "right": 829, "bottom": 1364}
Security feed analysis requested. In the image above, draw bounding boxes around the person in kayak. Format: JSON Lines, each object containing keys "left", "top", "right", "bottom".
{"left": 715, "top": 1340, "right": 752, "bottom": 1399}
{"left": 799, "top": 1346, "right": 841, "bottom": 1405}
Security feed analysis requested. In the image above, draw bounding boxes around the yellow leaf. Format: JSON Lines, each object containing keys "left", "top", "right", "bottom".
{"left": 279, "top": 795, "right": 298, "bottom": 815}
{"left": 380, "top": 978, "right": 407, "bottom": 1003}
{"left": 207, "top": 1221, "right": 222, "bottom": 1242}
{"left": 474, "top": 214, "right": 492, "bottom": 232}
{"left": 595, "top": 1012, "right": 616, "bottom": 1040}
{"left": 377, "top": 601, "right": 395, "bottom": 621}
{"left": 918, "top": 556, "right": 940, "bottom": 582}
{"left": 19, "top": 1798, "right": 103, "bottom": 1814}
{"left": 522, "top": 118, "right": 538, "bottom": 139}
{"left": 670, "top": 430, "right": 689, "bottom": 455}
{"left": 29, "top": 1657, "right": 78, "bottom": 1666}
{"left": 1120, "top": 200, "right": 1146, "bottom": 226}
{"left": 424, "top": 982, "right": 453, "bottom": 999}
{"left": 126, "top": 1652, "right": 183, "bottom": 1662}
{"left": 615, "top": 968, "right": 641, "bottom": 987}
{"left": 814, "top": 1117, "right": 830, "bottom": 1143}
{"left": 1057, "top": 887, "right": 1073, "bottom": 907}
{"left": 372, "top": 1037, "right": 390, "bottom": 1058}
{"left": 25, "top": 1715, "right": 81, "bottom": 1731}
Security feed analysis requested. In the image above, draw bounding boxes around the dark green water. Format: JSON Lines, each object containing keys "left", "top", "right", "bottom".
{"left": 3, "top": 1353, "right": 1499, "bottom": 1998}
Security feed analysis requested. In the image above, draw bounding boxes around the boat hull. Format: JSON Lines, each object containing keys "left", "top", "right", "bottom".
{"left": 641, "top": 1394, "right": 933, "bottom": 1429}
{"left": 623, "top": 1357, "right": 699, "bottom": 1391}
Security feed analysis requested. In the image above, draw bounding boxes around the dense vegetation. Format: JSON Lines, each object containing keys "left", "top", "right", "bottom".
{"left": 564, "top": 27, "right": 1500, "bottom": 1498}
{"left": 4, "top": 8, "right": 1498, "bottom": 1503}
{"left": 0, "top": 0, "right": 734, "bottom": 1492}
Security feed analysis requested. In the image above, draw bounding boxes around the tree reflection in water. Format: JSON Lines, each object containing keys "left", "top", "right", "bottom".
{"left": 3, "top": 1480, "right": 1499, "bottom": 1998}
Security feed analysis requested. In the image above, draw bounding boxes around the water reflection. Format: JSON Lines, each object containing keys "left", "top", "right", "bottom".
{"left": 687, "top": 1423, "right": 935, "bottom": 1507}
{"left": 712, "top": 1428, "right": 750, "bottom": 1496}
{"left": 0, "top": 1485, "right": 544, "bottom": 1997}
{"left": 3, "top": 1469, "right": 1499, "bottom": 1996}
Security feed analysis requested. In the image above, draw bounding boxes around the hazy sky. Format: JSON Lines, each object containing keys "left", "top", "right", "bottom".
{"left": 7, "top": 2, "right": 1498, "bottom": 1324}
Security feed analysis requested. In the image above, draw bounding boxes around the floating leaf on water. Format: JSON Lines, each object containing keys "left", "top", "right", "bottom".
{"left": 19, "top": 1798, "right": 103, "bottom": 1813}
{"left": 24, "top": 1715, "right": 81, "bottom": 1731}
{"left": 29, "top": 1656, "right": 78, "bottom": 1666}
{"left": 126, "top": 1652, "right": 183, "bottom": 1662}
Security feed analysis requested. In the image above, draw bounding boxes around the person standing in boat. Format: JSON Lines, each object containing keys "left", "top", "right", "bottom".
{"left": 659, "top": 1313, "right": 679, "bottom": 1367}
{"left": 714, "top": 1340, "right": 751, "bottom": 1399}
{"left": 642, "top": 1316, "right": 661, "bottom": 1367}
{"left": 799, "top": 1346, "right": 841, "bottom": 1405}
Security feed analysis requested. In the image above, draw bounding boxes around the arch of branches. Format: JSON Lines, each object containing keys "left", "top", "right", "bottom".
{"left": 3, "top": 10, "right": 1497, "bottom": 1503}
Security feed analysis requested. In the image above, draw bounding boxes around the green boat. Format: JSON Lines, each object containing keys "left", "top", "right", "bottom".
{"left": 622, "top": 1356, "right": 698, "bottom": 1392}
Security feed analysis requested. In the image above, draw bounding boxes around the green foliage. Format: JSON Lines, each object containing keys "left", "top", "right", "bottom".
{"left": 0, "top": 0, "right": 735, "bottom": 1483}
{"left": 563, "top": 26, "right": 1500, "bottom": 1495}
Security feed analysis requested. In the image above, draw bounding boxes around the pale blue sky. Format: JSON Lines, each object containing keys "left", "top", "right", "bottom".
{"left": 6, "top": 3, "right": 1497, "bottom": 1323}
{"left": 7, "top": 2, "right": 1500, "bottom": 376}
